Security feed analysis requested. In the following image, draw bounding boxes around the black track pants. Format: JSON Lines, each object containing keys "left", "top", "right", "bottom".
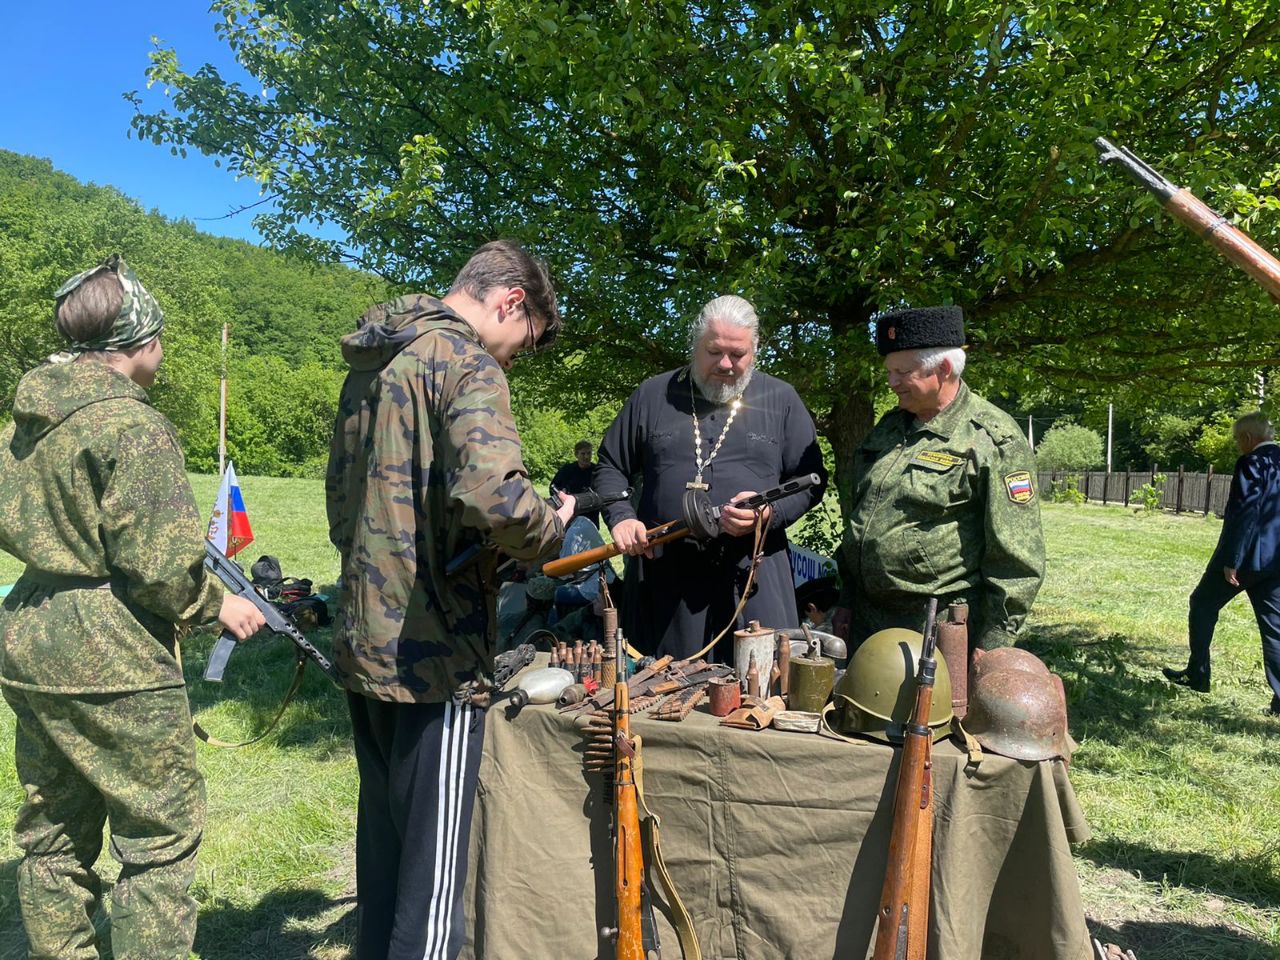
{"left": 347, "top": 692, "right": 485, "bottom": 960}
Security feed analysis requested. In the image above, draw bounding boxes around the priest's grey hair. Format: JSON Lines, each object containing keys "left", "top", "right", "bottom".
{"left": 689, "top": 295, "right": 760, "bottom": 352}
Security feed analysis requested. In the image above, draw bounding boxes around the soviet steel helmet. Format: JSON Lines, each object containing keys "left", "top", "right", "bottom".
{"left": 959, "top": 668, "right": 1071, "bottom": 762}
{"left": 832, "top": 628, "right": 953, "bottom": 743}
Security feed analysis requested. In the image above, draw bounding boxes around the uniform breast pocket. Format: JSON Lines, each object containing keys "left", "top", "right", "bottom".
{"left": 904, "top": 456, "right": 973, "bottom": 513}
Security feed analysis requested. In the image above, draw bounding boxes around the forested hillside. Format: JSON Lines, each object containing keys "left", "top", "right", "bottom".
{"left": 0, "top": 150, "right": 615, "bottom": 480}
{"left": 0, "top": 150, "right": 385, "bottom": 476}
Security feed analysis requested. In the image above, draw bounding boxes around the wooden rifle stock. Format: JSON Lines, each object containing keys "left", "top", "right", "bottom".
{"left": 1097, "top": 137, "right": 1280, "bottom": 302}
{"left": 873, "top": 599, "right": 939, "bottom": 960}
{"left": 542, "top": 520, "right": 689, "bottom": 579}
{"left": 543, "top": 473, "right": 822, "bottom": 580}
{"left": 612, "top": 675, "right": 646, "bottom": 960}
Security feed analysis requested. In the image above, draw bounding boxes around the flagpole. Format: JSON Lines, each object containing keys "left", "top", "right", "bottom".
{"left": 218, "top": 323, "right": 228, "bottom": 476}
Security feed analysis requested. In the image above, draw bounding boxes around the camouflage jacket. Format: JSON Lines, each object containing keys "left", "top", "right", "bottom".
{"left": 326, "top": 295, "right": 563, "bottom": 704}
{"left": 0, "top": 361, "right": 223, "bottom": 693}
{"left": 837, "top": 381, "right": 1045, "bottom": 648}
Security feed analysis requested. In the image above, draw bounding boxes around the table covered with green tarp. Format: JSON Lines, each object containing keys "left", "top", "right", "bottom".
{"left": 461, "top": 674, "right": 1092, "bottom": 960}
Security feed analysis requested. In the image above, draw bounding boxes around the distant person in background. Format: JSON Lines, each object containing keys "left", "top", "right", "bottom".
{"left": 0, "top": 254, "right": 265, "bottom": 960}
{"left": 551, "top": 439, "right": 600, "bottom": 527}
{"left": 1165, "top": 411, "right": 1280, "bottom": 715}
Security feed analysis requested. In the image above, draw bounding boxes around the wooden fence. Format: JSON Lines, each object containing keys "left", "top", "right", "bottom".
{"left": 1035, "top": 467, "right": 1233, "bottom": 517}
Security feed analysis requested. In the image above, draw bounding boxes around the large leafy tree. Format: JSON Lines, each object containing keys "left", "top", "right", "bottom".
{"left": 132, "top": 1, "right": 1280, "bottom": 503}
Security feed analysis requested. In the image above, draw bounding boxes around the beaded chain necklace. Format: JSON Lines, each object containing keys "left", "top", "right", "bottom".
{"left": 687, "top": 377, "right": 742, "bottom": 491}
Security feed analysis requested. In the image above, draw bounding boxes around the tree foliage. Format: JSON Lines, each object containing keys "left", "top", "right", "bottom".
{"left": 0, "top": 150, "right": 386, "bottom": 475}
{"left": 130, "top": 1, "right": 1280, "bottom": 503}
{"left": 1035, "top": 423, "right": 1104, "bottom": 472}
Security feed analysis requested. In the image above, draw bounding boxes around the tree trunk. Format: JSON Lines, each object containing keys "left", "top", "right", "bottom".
{"left": 826, "top": 387, "right": 876, "bottom": 519}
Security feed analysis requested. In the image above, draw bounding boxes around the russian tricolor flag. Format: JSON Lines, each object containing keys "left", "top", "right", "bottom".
{"left": 207, "top": 461, "right": 255, "bottom": 558}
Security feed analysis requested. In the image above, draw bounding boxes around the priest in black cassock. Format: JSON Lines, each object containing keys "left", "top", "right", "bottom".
{"left": 594, "top": 295, "right": 828, "bottom": 660}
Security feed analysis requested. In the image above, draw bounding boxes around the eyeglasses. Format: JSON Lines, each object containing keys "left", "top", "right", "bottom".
{"left": 522, "top": 304, "right": 539, "bottom": 355}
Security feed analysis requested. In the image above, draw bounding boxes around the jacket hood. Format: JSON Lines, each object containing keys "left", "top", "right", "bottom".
{"left": 341, "top": 295, "right": 483, "bottom": 372}
{"left": 11, "top": 360, "right": 148, "bottom": 444}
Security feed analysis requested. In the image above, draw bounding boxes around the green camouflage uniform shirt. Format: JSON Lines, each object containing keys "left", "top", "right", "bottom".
{"left": 326, "top": 295, "right": 564, "bottom": 704}
{"left": 0, "top": 361, "right": 224, "bottom": 692}
{"left": 837, "top": 381, "right": 1045, "bottom": 648}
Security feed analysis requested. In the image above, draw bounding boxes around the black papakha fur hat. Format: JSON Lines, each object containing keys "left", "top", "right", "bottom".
{"left": 875, "top": 305, "right": 965, "bottom": 356}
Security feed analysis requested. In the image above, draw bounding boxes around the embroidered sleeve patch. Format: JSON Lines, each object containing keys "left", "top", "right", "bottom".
{"left": 1005, "top": 471, "right": 1034, "bottom": 504}
{"left": 916, "top": 450, "right": 966, "bottom": 468}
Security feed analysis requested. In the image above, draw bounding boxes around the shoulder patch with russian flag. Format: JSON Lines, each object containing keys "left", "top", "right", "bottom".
{"left": 1004, "top": 470, "right": 1034, "bottom": 504}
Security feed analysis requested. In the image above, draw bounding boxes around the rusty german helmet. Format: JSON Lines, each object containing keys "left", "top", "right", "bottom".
{"left": 970, "top": 646, "right": 1051, "bottom": 686}
{"left": 832, "top": 628, "right": 953, "bottom": 743}
{"left": 960, "top": 667, "right": 1071, "bottom": 762}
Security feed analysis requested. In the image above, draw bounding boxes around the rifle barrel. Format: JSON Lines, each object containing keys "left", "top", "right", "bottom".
{"left": 1096, "top": 137, "right": 1280, "bottom": 301}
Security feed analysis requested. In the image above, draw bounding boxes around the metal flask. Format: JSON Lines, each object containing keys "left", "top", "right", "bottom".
{"left": 788, "top": 639, "right": 835, "bottom": 714}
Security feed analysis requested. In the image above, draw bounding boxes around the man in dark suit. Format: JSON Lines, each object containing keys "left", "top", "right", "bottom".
{"left": 1165, "top": 412, "right": 1280, "bottom": 714}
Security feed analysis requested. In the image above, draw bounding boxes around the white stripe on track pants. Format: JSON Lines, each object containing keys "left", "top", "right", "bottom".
{"left": 347, "top": 692, "right": 486, "bottom": 960}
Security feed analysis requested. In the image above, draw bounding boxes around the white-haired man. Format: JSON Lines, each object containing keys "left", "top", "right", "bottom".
{"left": 1165, "top": 411, "right": 1280, "bottom": 714}
{"left": 594, "top": 295, "right": 827, "bottom": 659}
{"left": 831, "top": 306, "right": 1045, "bottom": 650}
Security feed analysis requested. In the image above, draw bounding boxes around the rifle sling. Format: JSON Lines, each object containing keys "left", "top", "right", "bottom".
{"left": 192, "top": 654, "right": 307, "bottom": 749}
{"left": 634, "top": 738, "right": 703, "bottom": 960}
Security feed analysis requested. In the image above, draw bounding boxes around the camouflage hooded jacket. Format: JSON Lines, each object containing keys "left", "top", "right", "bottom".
{"left": 0, "top": 361, "right": 223, "bottom": 693}
{"left": 326, "top": 295, "right": 563, "bottom": 704}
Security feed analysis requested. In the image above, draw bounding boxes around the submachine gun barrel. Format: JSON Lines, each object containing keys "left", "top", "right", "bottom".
{"left": 1095, "top": 136, "right": 1280, "bottom": 302}
{"left": 542, "top": 473, "right": 822, "bottom": 580}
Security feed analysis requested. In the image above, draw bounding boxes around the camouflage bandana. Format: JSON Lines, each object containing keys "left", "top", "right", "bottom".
{"left": 53, "top": 253, "right": 165, "bottom": 354}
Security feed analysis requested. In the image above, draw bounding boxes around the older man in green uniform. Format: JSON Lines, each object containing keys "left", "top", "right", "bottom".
{"left": 832, "top": 306, "right": 1045, "bottom": 649}
{"left": 0, "top": 255, "right": 265, "bottom": 959}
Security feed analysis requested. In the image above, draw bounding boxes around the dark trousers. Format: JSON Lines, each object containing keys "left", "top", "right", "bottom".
{"left": 347, "top": 692, "right": 485, "bottom": 960}
{"left": 1186, "top": 563, "right": 1280, "bottom": 710}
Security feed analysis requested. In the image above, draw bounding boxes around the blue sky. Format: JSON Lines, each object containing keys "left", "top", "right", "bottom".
{"left": 0, "top": 2, "right": 307, "bottom": 245}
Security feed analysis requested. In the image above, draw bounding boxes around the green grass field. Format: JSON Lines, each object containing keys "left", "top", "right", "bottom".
{"left": 0, "top": 484, "right": 1278, "bottom": 958}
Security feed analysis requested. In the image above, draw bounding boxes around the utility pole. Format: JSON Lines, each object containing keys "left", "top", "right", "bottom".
{"left": 218, "top": 323, "right": 228, "bottom": 476}
{"left": 1027, "top": 414, "right": 1034, "bottom": 451}
{"left": 1107, "top": 403, "right": 1113, "bottom": 473}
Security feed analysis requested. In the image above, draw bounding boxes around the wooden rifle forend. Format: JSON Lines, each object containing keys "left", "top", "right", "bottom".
{"left": 873, "top": 599, "right": 939, "bottom": 960}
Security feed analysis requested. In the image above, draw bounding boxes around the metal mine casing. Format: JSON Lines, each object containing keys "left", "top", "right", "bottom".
{"left": 788, "top": 648, "right": 836, "bottom": 714}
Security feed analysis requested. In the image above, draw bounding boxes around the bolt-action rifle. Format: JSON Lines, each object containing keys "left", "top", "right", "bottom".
{"left": 1095, "top": 137, "right": 1280, "bottom": 303}
{"left": 542, "top": 473, "right": 821, "bottom": 580}
{"left": 872, "top": 598, "right": 940, "bottom": 960}
{"left": 601, "top": 640, "right": 650, "bottom": 960}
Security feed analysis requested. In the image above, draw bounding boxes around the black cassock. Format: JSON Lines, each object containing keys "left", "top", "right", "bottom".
{"left": 594, "top": 366, "right": 828, "bottom": 660}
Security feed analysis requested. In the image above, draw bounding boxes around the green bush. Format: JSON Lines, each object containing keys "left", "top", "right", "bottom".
{"left": 1049, "top": 475, "right": 1087, "bottom": 505}
{"left": 1130, "top": 473, "right": 1167, "bottom": 514}
{"left": 1036, "top": 423, "right": 1104, "bottom": 472}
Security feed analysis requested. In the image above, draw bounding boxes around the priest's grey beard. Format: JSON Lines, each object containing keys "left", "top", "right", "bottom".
{"left": 692, "top": 364, "right": 754, "bottom": 405}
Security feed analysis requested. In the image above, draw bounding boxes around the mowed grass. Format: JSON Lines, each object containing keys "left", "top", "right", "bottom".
{"left": 0, "top": 487, "right": 1278, "bottom": 957}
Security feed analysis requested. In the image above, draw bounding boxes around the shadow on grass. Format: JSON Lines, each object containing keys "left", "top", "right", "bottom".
{"left": 1088, "top": 917, "right": 1276, "bottom": 960}
{"left": 1018, "top": 621, "right": 1280, "bottom": 913}
{"left": 184, "top": 624, "right": 350, "bottom": 750}
{"left": 195, "top": 888, "right": 354, "bottom": 960}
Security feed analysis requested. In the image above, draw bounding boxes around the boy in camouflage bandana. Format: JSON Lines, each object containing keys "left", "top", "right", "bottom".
{"left": 0, "top": 254, "right": 265, "bottom": 959}
{"left": 326, "top": 240, "right": 573, "bottom": 960}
